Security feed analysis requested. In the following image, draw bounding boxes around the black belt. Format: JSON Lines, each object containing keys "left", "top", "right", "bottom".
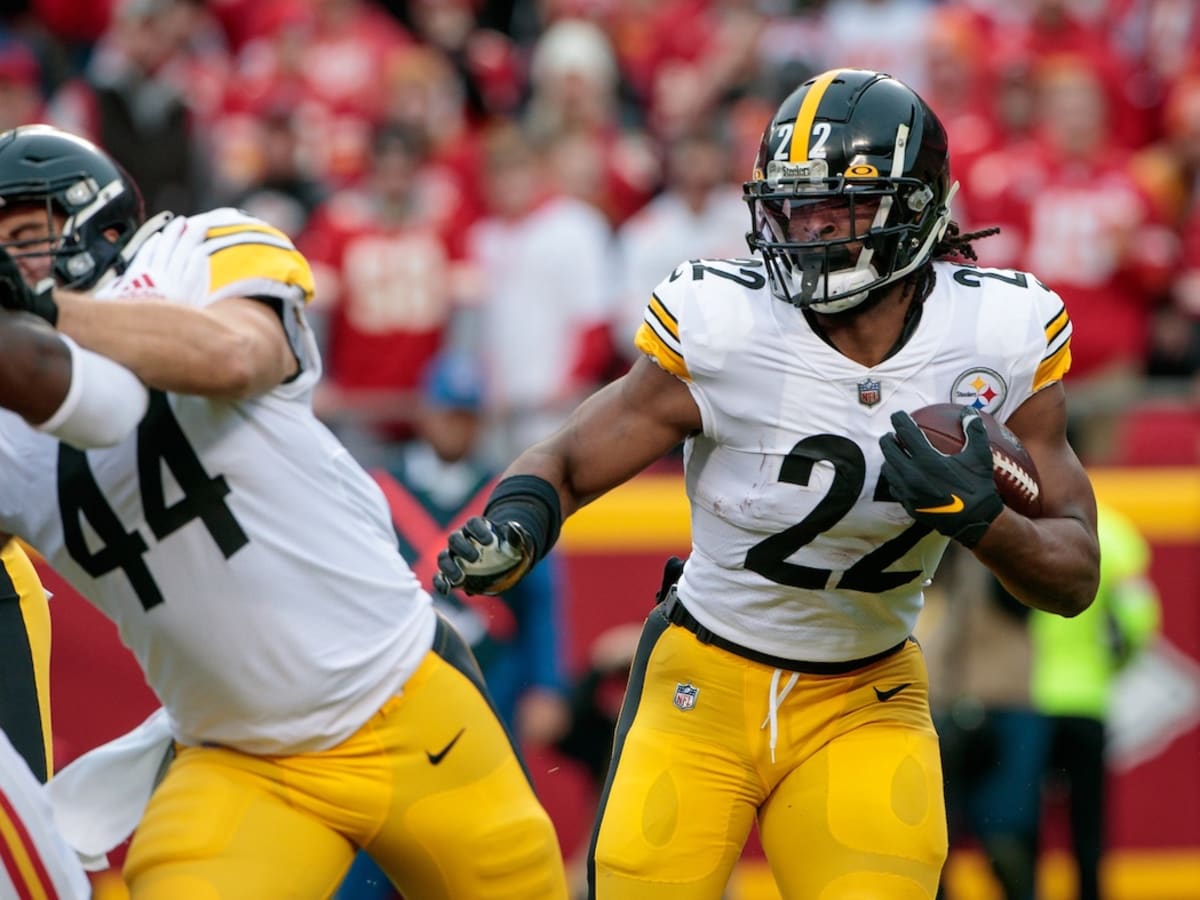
{"left": 660, "top": 589, "right": 907, "bottom": 675}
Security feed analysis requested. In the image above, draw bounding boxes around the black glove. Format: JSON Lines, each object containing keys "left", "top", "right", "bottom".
{"left": 434, "top": 516, "right": 535, "bottom": 596}
{"left": 879, "top": 408, "right": 1003, "bottom": 548}
{"left": 0, "top": 247, "right": 57, "bottom": 324}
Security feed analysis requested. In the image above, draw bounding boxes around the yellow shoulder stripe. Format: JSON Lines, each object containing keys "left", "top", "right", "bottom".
{"left": 206, "top": 222, "right": 292, "bottom": 243}
{"left": 634, "top": 322, "right": 690, "bottom": 380}
{"left": 1034, "top": 339, "right": 1071, "bottom": 391}
{"left": 209, "top": 243, "right": 315, "bottom": 304}
{"left": 1044, "top": 306, "right": 1070, "bottom": 344}
{"left": 648, "top": 293, "right": 679, "bottom": 342}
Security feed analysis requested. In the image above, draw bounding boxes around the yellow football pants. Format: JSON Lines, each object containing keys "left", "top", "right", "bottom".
{"left": 589, "top": 606, "right": 947, "bottom": 899}
{"left": 124, "top": 617, "right": 568, "bottom": 900}
{"left": 0, "top": 540, "right": 53, "bottom": 782}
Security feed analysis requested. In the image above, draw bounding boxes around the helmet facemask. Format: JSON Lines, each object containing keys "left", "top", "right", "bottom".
{"left": 0, "top": 126, "right": 144, "bottom": 290}
{"left": 743, "top": 71, "right": 959, "bottom": 314}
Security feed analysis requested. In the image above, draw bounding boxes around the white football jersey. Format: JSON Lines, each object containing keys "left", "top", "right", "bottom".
{"left": 0, "top": 208, "right": 436, "bottom": 754}
{"left": 635, "top": 257, "right": 1072, "bottom": 662}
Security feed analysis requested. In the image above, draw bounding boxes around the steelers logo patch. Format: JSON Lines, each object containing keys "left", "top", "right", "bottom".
{"left": 950, "top": 368, "right": 1007, "bottom": 413}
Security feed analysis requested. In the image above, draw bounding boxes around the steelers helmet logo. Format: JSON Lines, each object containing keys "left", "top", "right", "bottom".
{"left": 951, "top": 368, "right": 1007, "bottom": 413}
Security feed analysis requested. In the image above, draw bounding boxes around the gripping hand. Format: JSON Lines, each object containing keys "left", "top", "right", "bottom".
{"left": 0, "top": 247, "right": 57, "bottom": 324}
{"left": 434, "top": 517, "right": 535, "bottom": 596}
{"left": 879, "top": 408, "right": 1003, "bottom": 548}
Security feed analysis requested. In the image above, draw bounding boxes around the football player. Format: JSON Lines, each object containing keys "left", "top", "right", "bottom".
{"left": 437, "top": 68, "right": 1100, "bottom": 899}
{"left": 0, "top": 540, "right": 54, "bottom": 784}
{"left": 0, "top": 124, "right": 568, "bottom": 899}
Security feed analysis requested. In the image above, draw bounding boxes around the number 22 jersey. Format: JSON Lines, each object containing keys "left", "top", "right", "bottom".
{"left": 635, "top": 257, "right": 1072, "bottom": 663}
{"left": 0, "top": 209, "right": 436, "bottom": 754}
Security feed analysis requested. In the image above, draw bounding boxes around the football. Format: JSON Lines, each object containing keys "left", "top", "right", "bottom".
{"left": 908, "top": 403, "right": 1043, "bottom": 518}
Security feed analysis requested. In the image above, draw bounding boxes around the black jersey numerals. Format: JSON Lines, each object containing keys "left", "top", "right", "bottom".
{"left": 951, "top": 266, "right": 1051, "bottom": 292}
{"left": 57, "top": 391, "right": 249, "bottom": 610}
{"left": 744, "top": 434, "right": 930, "bottom": 593}
{"left": 670, "top": 258, "right": 766, "bottom": 290}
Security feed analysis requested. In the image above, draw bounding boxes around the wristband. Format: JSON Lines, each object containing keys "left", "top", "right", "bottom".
{"left": 482, "top": 474, "right": 563, "bottom": 565}
{"left": 37, "top": 336, "right": 148, "bottom": 447}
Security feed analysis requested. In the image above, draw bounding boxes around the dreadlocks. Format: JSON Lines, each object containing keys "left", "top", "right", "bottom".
{"left": 906, "top": 221, "right": 1002, "bottom": 304}
{"left": 932, "top": 222, "right": 1001, "bottom": 263}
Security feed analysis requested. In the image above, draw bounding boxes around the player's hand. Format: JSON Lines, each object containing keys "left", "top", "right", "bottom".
{"left": 105, "top": 214, "right": 204, "bottom": 300}
{"left": 434, "top": 516, "right": 535, "bottom": 596}
{"left": 879, "top": 408, "right": 1003, "bottom": 548}
{"left": 0, "top": 246, "right": 58, "bottom": 324}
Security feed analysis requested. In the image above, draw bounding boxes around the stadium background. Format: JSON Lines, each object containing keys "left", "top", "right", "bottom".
{"left": 3, "top": 0, "right": 1197, "bottom": 896}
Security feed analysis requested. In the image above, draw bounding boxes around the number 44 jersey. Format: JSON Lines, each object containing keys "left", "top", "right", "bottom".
{"left": 0, "top": 208, "right": 436, "bottom": 755}
{"left": 635, "top": 256, "right": 1072, "bottom": 663}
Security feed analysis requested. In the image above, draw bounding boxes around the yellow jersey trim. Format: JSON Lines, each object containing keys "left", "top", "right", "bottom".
{"left": 1034, "top": 340, "right": 1072, "bottom": 391}
{"left": 205, "top": 223, "right": 291, "bottom": 243}
{"left": 209, "top": 243, "right": 315, "bottom": 304}
{"left": 1045, "top": 307, "right": 1070, "bottom": 345}
{"left": 634, "top": 322, "right": 690, "bottom": 380}
{"left": 648, "top": 293, "right": 679, "bottom": 342}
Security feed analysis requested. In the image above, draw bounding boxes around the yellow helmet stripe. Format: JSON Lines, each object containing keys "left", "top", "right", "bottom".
{"left": 789, "top": 68, "right": 844, "bottom": 162}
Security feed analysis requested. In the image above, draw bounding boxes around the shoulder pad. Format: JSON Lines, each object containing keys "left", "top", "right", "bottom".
{"left": 943, "top": 262, "right": 1072, "bottom": 391}
{"left": 633, "top": 257, "right": 767, "bottom": 381}
{"left": 191, "top": 209, "right": 315, "bottom": 305}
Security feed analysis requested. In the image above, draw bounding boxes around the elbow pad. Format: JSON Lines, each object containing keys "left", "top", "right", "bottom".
{"left": 36, "top": 336, "right": 149, "bottom": 448}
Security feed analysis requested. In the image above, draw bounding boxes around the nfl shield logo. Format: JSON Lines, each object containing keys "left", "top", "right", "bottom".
{"left": 857, "top": 379, "right": 881, "bottom": 407}
{"left": 674, "top": 682, "right": 699, "bottom": 711}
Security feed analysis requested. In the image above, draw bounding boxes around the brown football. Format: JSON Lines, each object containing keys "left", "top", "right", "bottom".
{"left": 909, "top": 403, "right": 1044, "bottom": 518}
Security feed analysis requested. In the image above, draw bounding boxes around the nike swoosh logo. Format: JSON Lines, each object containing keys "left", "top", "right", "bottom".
{"left": 916, "top": 495, "right": 965, "bottom": 514}
{"left": 425, "top": 728, "right": 466, "bottom": 765}
{"left": 874, "top": 683, "right": 912, "bottom": 702}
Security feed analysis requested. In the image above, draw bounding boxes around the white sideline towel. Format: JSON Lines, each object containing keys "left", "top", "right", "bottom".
{"left": 46, "top": 708, "right": 173, "bottom": 871}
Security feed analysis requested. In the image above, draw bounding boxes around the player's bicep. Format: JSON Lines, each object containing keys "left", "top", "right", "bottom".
{"left": 516, "top": 357, "right": 701, "bottom": 513}
{"left": 1006, "top": 383, "right": 1096, "bottom": 528}
{"left": 207, "top": 296, "right": 300, "bottom": 388}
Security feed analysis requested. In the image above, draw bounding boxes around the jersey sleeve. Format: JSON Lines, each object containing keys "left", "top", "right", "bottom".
{"left": 1002, "top": 278, "right": 1073, "bottom": 415}
{"left": 1034, "top": 294, "right": 1072, "bottom": 392}
{"left": 633, "top": 283, "right": 691, "bottom": 381}
{"left": 198, "top": 211, "right": 316, "bottom": 307}
{"left": 187, "top": 209, "right": 322, "bottom": 394}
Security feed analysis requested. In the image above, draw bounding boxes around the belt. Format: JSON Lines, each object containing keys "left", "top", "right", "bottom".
{"left": 660, "top": 589, "right": 907, "bottom": 675}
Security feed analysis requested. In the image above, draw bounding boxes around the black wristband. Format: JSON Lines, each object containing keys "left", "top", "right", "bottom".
{"left": 483, "top": 474, "right": 563, "bottom": 565}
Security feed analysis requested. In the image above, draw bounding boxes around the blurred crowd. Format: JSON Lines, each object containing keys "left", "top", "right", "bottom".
{"left": 1, "top": 0, "right": 1197, "bottom": 472}
{"left": 2, "top": 3, "right": 1188, "bottom": 895}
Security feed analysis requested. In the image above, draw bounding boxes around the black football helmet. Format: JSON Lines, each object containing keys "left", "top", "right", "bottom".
{"left": 744, "top": 68, "right": 957, "bottom": 313}
{"left": 0, "top": 125, "right": 144, "bottom": 289}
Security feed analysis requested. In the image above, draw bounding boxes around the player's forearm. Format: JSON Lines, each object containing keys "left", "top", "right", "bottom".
{"left": 54, "top": 291, "right": 261, "bottom": 398}
{"left": 0, "top": 311, "right": 147, "bottom": 446}
{"left": 972, "top": 509, "right": 1100, "bottom": 617}
{"left": 0, "top": 312, "right": 73, "bottom": 422}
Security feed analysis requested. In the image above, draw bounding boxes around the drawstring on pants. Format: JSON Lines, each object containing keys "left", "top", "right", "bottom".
{"left": 760, "top": 668, "right": 798, "bottom": 764}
